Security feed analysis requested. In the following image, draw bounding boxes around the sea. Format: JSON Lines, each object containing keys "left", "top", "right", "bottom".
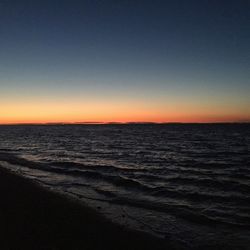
{"left": 0, "top": 124, "right": 249, "bottom": 249}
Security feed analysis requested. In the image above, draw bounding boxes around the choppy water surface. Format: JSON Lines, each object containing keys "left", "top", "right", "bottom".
{"left": 0, "top": 124, "right": 249, "bottom": 249}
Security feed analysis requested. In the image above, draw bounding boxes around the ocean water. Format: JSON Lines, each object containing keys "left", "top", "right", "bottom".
{"left": 0, "top": 124, "right": 249, "bottom": 249}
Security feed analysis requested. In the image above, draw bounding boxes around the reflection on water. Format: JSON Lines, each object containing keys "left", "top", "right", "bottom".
{"left": 0, "top": 124, "right": 250, "bottom": 248}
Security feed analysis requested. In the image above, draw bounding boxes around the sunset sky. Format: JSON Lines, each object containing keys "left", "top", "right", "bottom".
{"left": 0, "top": 0, "right": 250, "bottom": 123}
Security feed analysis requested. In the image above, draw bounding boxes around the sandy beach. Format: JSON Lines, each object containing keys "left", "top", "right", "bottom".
{"left": 0, "top": 166, "right": 170, "bottom": 250}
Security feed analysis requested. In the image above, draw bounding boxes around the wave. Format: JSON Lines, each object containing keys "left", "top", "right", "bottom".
{"left": 1, "top": 153, "right": 249, "bottom": 207}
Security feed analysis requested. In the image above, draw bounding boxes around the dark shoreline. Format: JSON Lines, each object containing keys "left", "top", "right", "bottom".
{"left": 0, "top": 166, "right": 171, "bottom": 250}
{"left": 0, "top": 164, "right": 249, "bottom": 250}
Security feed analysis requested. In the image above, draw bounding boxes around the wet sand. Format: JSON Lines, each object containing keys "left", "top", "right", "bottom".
{"left": 0, "top": 167, "right": 170, "bottom": 250}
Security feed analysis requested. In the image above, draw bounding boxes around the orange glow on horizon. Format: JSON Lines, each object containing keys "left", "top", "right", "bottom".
{"left": 1, "top": 97, "right": 250, "bottom": 124}
{"left": 1, "top": 111, "right": 250, "bottom": 124}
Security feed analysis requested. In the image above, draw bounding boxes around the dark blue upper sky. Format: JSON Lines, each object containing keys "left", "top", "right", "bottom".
{"left": 1, "top": 0, "right": 250, "bottom": 122}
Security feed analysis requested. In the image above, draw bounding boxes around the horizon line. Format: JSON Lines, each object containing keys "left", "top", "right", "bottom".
{"left": 0, "top": 121, "right": 250, "bottom": 125}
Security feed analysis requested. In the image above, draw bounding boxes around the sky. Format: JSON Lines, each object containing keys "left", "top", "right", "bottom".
{"left": 0, "top": 0, "right": 250, "bottom": 123}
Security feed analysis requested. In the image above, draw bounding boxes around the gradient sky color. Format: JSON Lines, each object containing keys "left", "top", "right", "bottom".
{"left": 0, "top": 0, "right": 250, "bottom": 123}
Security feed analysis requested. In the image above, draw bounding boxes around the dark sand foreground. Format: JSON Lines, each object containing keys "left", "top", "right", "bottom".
{"left": 0, "top": 167, "right": 171, "bottom": 250}
{"left": 0, "top": 167, "right": 249, "bottom": 250}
